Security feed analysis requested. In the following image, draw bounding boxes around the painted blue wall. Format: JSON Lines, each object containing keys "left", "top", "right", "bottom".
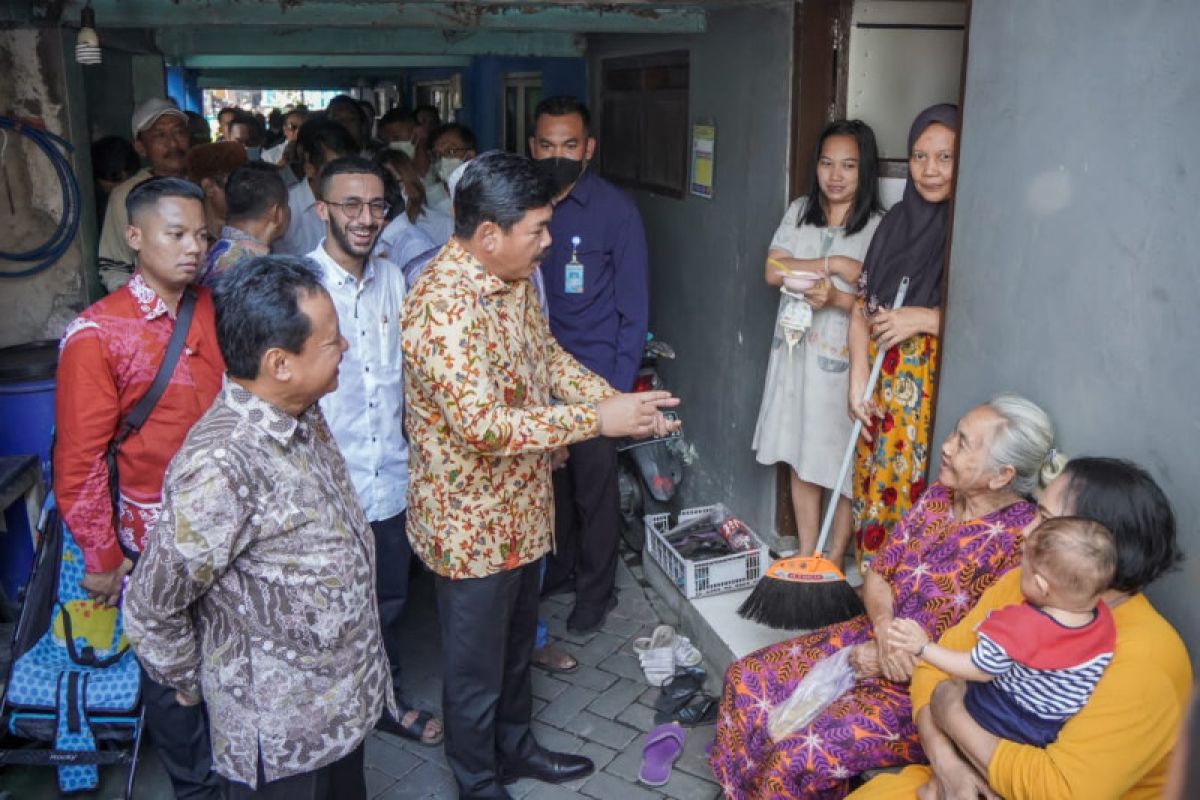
{"left": 165, "top": 66, "right": 203, "bottom": 113}
{"left": 403, "top": 56, "right": 585, "bottom": 152}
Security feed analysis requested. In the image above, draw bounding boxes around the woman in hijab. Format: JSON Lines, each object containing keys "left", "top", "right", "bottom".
{"left": 848, "top": 104, "right": 958, "bottom": 565}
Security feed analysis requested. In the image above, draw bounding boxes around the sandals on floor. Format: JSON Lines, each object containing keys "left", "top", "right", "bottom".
{"left": 633, "top": 625, "right": 677, "bottom": 686}
{"left": 639, "top": 723, "right": 685, "bottom": 787}
{"left": 377, "top": 706, "right": 444, "bottom": 747}
{"left": 669, "top": 693, "right": 719, "bottom": 728}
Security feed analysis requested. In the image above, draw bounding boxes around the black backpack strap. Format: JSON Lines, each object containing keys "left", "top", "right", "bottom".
{"left": 104, "top": 288, "right": 198, "bottom": 547}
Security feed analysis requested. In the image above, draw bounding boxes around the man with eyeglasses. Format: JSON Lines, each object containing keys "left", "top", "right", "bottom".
{"left": 305, "top": 156, "right": 445, "bottom": 749}
{"left": 426, "top": 122, "right": 478, "bottom": 215}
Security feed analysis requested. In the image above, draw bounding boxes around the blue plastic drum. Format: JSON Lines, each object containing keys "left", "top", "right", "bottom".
{"left": 0, "top": 340, "right": 58, "bottom": 482}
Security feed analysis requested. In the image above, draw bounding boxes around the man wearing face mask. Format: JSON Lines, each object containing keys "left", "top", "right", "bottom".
{"left": 378, "top": 108, "right": 419, "bottom": 157}
{"left": 427, "top": 123, "right": 477, "bottom": 215}
{"left": 530, "top": 97, "right": 650, "bottom": 634}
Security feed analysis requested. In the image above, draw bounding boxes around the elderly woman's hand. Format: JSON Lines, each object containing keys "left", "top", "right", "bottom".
{"left": 848, "top": 642, "right": 883, "bottom": 679}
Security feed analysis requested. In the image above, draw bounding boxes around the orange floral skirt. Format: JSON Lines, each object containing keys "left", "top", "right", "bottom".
{"left": 852, "top": 333, "right": 939, "bottom": 566}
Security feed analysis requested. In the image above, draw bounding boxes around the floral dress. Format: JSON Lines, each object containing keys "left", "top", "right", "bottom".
{"left": 708, "top": 483, "right": 1035, "bottom": 799}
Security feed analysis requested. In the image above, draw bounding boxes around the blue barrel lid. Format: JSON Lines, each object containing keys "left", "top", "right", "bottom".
{"left": 0, "top": 340, "right": 59, "bottom": 383}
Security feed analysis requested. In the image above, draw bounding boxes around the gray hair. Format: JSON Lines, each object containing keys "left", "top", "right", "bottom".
{"left": 986, "top": 394, "right": 1066, "bottom": 497}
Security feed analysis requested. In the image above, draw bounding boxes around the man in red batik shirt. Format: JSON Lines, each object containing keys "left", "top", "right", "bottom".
{"left": 54, "top": 176, "right": 225, "bottom": 800}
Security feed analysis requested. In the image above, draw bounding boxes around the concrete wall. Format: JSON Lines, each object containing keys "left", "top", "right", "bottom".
{"left": 587, "top": 2, "right": 794, "bottom": 539}
{"left": 0, "top": 28, "right": 96, "bottom": 348}
{"left": 935, "top": 1, "right": 1200, "bottom": 658}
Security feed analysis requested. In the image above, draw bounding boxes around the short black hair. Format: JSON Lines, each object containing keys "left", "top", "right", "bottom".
{"left": 533, "top": 96, "right": 590, "bottom": 134}
{"left": 217, "top": 106, "right": 238, "bottom": 122}
{"left": 297, "top": 117, "right": 357, "bottom": 172}
{"left": 316, "top": 155, "right": 387, "bottom": 201}
{"left": 125, "top": 176, "right": 204, "bottom": 222}
{"left": 1063, "top": 457, "right": 1182, "bottom": 594}
{"left": 430, "top": 122, "right": 477, "bottom": 153}
{"left": 212, "top": 255, "right": 327, "bottom": 380}
{"left": 91, "top": 135, "right": 140, "bottom": 183}
{"left": 414, "top": 103, "right": 440, "bottom": 122}
{"left": 453, "top": 152, "right": 554, "bottom": 240}
{"left": 225, "top": 162, "right": 288, "bottom": 222}
{"left": 799, "top": 119, "right": 884, "bottom": 236}
{"left": 228, "top": 111, "right": 264, "bottom": 147}
{"left": 379, "top": 108, "right": 416, "bottom": 127}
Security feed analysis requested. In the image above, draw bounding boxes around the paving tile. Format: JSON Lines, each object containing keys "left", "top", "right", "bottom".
{"left": 582, "top": 770, "right": 664, "bottom": 800}
{"left": 535, "top": 683, "right": 599, "bottom": 728}
{"left": 586, "top": 677, "right": 646, "bottom": 720}
{"left": 602, "top": 734, "right": 647, "bottom": 782}
{"left": 616, "top": 700, "right": 660, "bottom": 733}
{"left": 375, "top": 759, "right": 456, "bottom": 798}
{"left": 365, "top": 765, "right": 399, "bottom": 798}
{"left": 364, "top": 732, "right": 422, "bottom": 779}
{"left": 568, "top": 663, "right": 619, "bottom": 692}
{"left": 674, "top": 724, "right": 719, "bottom": 781}
{"left": 571, "top": 710, "right": 640, "bottom": 750}
{"left": 602, "top": 613, "right": 652, "bottom": 638}
{"left": 530, "top": 720, "right": 586, "bottom": 754}
{"left": 598, "top": 650, "right": 649, "bottom": 683}
{"left": 531, "top": 671, "right": 571, "bottom": 702}
{"left": 527, "top": 782, "right": 593, "bottom": 800}
{"left": 577, "top": 741, "right": 618, "bottom": 773}
{"left": 573, "top": 631, "right": 628, "bottom": 667}
{"left": 659, "top": 763, "right": 724, "bottom": 800}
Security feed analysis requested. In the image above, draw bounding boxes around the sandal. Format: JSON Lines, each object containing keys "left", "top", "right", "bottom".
{"left": 655, "top": 668, "right": 706, "bottom": 710}
{"left": 633, "top": 625, "right": 677, "bottom": 686}
{"left": 669, "top": 693, "right": 719, "bottom": 728}
{"left": 377, "top": 705, "right": 444, "bottom": 747}
{"left": 532, "top": 643, "right": 579, "bottom": 674}
{"left": 673, "top": 636, "right": 703, "bottom": 668}
{"left": 638, "top": 723, "right": 685, "bottom": 787}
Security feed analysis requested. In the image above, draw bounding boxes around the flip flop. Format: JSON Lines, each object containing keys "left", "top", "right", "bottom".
{"left": 638, "top": 722, "right": 685, "bottom": 787}
{"left": 673, "top": 636, "right": 703, "bottom": 668}
{"left": 655, "top": 668, "right": 706, "bottom": 710}
{"left": 377, "top": 707, "right": 444, "bottom": 747}
{"left": 669, "top": 693, "right": 719, "bottom": 728}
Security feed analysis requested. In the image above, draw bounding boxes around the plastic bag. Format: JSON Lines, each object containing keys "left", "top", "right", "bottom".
{"left": 767, "top": 646, "right": 856, "bottom": 741}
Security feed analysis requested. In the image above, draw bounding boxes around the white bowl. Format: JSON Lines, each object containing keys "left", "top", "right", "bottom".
{"left": 782, "top": 271, "right": 822, "bottom": 292}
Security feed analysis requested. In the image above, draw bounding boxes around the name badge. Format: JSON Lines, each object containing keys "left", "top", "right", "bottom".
{"left": 564, "top": 235, "right": 584, "bottom": 294}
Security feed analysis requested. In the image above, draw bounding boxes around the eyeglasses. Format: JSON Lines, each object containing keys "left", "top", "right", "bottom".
{"left": 436, "top": 146, "right": 470, "bottom": 159}
{"left": 323, "top": 199, "right": 390, "bottom": 219}
{"left": 284, "top": 123, "right": 300, "bottom": 132}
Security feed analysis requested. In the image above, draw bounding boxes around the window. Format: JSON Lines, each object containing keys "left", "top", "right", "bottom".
{"left": 503, "top": 72, "right": 542, "bottom": 154}
{"left": 598, "top": 51, "right": 689, "bottom": 197}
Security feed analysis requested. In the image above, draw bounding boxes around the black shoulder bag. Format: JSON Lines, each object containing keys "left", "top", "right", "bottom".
{"left": 103, "top": 287, "right": 198, "bottom": 562}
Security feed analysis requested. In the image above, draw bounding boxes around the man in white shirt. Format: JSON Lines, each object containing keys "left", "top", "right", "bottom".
{"left": 273, "top": 118, "right": 356, "bottom": 257}
{"left": 306, "top": 156, "right": 443, "bottom": 748}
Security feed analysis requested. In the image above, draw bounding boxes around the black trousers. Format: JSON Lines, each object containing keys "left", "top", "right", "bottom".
{"left": 222, "top": 742, "right": 365, "bottom": 800}
{"left": 140, "top": 671, "right": 224, "bottom": 800}
{"left": 433, "top": 562, "right": 540, "bottom": 799}
{"left": 542, "top": 436, "right": 620, "bottom": 618}
{"left": 370, "top": 511, "right": 412, "bottom": 694}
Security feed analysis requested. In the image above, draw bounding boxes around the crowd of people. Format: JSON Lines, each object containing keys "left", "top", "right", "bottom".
{"left": 58, "top": 94, "right": 656, "bottom": 798}
{"left": 50, "top": 88, "right": 1193, "bottom": 800}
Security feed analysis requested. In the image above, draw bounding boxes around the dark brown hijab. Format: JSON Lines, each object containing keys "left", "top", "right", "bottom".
{"left": 860, "top": 103, "right": 959, "bottom": 312}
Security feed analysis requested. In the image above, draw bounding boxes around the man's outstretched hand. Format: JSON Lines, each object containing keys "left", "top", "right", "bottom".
{"left": 597, "top": 391, "right": 681, "bottom": 439}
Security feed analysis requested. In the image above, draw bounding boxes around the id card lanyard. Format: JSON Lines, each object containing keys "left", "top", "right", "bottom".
{"left": 564, "top": 236, "right": 584, "bottom": 294}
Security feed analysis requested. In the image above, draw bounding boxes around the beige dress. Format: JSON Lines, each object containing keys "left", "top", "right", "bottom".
{"left": 751, "top": 197, "right": 881, "bottom": 496}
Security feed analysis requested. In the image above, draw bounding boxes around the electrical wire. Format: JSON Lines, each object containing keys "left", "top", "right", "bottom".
{"left": 0, "top": 117, "right": 81, "bottom": 279}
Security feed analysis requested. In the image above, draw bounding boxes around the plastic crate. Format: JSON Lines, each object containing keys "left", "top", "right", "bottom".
{"left": 644, "top": 503, "right": 767, "bottom": 599}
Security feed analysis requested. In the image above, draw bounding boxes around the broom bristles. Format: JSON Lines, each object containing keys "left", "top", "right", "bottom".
{"left": 737, "top": 576, "right": 865, "bottom": 630}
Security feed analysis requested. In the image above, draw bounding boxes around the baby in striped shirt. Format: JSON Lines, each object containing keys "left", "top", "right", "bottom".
{"left": 891, "top": 516, "right": 1117, "bottom": 747}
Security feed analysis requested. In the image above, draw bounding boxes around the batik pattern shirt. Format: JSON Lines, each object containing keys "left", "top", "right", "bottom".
{"left": 401, "top": 238, "right": 617, "bottom": 579}
{"left": 199, "top": 225, "right": 270, "bottom": 286}
{"left": 124, "top": 380, "right": 394, "bottom": 788}
{"left": 53, "top": 273, "right": 224, "bottom": 573}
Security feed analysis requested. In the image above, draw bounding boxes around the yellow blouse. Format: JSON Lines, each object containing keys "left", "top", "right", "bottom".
{"left": 401, "top": 238, "right": 617, "bottom": 579}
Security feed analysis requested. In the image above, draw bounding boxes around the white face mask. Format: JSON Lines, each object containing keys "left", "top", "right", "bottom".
{"left": 389, "top": 140, "right": 416, "bottom": 158}
{"left": 436, "top": 157, "right": 464, "bottom": 183}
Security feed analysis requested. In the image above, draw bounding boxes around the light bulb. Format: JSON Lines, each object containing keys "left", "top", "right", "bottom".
{"left": 75, "top": 5, "right": 101, "bottom": 65}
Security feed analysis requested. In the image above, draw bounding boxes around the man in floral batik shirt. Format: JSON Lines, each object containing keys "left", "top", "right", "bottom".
{"left": 125, "top": 256, "right": 394, "bottom": 799}
{"left": 401, "top": 151, "right": 679, "bottom": 799}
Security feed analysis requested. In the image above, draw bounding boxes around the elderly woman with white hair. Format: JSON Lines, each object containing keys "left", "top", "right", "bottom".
{"left": 710, "top": 394, "right": 1065, "bottom": 799}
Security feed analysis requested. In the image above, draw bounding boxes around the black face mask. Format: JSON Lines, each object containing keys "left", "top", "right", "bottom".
{"left": 534, "top": 156, "right": 585, "bottom": 194}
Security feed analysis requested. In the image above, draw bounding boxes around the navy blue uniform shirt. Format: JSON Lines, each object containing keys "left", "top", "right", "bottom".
{"left": 540, "top": 169, "right": 649, "bottom": 392}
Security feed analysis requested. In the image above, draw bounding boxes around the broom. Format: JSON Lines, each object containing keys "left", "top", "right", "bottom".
{"left": 738, "top": 277, "right": 911, "bottom": 630}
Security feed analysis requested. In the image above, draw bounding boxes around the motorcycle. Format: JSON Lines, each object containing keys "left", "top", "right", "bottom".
{"left": 616, "top": 335, "right": 688, "bottom": 553}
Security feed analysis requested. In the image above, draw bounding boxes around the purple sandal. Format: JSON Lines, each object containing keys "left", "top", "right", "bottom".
{"left": 638, "top": 722, "right": 685, "bottom": 787}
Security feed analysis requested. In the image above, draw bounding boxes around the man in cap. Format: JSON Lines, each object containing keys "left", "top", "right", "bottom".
{"left": 98, "top": 98, "right": 191, "bottom": 291}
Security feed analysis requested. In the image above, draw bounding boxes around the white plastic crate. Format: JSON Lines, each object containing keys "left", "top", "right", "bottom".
{"left": 644, "top": 503, "right": 767, "bottom": 599}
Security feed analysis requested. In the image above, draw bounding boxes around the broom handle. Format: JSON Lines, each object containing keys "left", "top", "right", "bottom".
{"left": 813, "top": 276, "right": 910, "bottom": 557}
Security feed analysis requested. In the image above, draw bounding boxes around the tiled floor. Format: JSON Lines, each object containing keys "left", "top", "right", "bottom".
{"left": 0, "top": 555, "right": 722, "bottom": 799}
